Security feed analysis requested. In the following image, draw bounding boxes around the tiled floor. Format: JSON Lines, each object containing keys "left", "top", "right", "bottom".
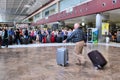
{"left": 0, "top": 44, "right": 120, "bottom": 80}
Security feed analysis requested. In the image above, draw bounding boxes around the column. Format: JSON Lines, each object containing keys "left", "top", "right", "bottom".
{"left": 56, "top": 1, "right": 60, "bottom": 13}
{"left": 13, "top": 21, "right": 16, "bottom": 29}
{"left": 96, "top": 14, "right": 102, "bottom": 42}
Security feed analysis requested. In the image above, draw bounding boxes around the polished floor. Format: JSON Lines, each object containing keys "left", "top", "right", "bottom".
{"left": 0, "top": 44, "right": 120, "bottom": 80}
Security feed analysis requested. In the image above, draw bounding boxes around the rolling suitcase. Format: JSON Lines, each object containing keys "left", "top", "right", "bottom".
{"left": 23, "top": 38, "right": 28, "bottom": 44}
{"left": 117, "top": 34, "right": 120, "bottom": 43}
{"left": 88, "top": 50, "right": 107, "bottom": 69}
{"left": 56, "top": 47, "right": 68, "bottom": 66}
{"left": 28, "top": 37, "right": 33, "bottom": 44}
{"left": 9, "top": 36, "right": 13, "bottom": 45}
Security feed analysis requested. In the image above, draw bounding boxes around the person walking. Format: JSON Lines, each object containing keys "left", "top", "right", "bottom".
{"left": 63, "top": 23, "right": 86, "bottom": 65}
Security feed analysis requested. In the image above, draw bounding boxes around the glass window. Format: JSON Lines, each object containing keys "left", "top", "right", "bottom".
{"left": 43, "top": 4, "right": 57, "bottom": 17}
{"left": 33, "top": 12, "right": 42, "bottom": 22}
{"left": 50, "top": 9, "right": 55, "bottom": 15}
{"left": 34, "top": 13, "right": 40, "bottom": 19}
{"left": 60, "top": 0, "right": 90, "bottom": 12}
{"left": 45, "top": 11, "right": 49, "bottom": 17}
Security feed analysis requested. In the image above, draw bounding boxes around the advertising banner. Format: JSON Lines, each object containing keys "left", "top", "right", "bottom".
{"left": 93, "top": 28, "right": 98, "bottom": 43}
{"left": 102, "top": 23, "right": 109, "bottom": 35}
{"left": 87, "top": 28, "right": 98, "bottom": 43}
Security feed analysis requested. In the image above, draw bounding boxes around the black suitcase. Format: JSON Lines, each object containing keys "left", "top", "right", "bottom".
{"left": 22, "top": 38, "right": 28, "bottom": 44}
{"left": 24, "top": 38, "right": 28, "bottom": 44}
{"left": 56, "top": 36, "right": 62, "bottom": 43}
{"left": 88, "top": 50, "right": 107, "bottom": 69}
{"left": 28, "top": 37, "right": 33, "bottom": 44}
{"left": 8, "top": 36, "right": 13, "bottom": 45}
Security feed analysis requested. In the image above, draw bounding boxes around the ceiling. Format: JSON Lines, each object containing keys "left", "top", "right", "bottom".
{"left": 65, "top": 9, "right": 120, "bottom": 25}
{"left": 0, "top": 0, "right": 50, "bottom": 23}
{"left": 103, "top": 9, "right": 120, "bottom": 23}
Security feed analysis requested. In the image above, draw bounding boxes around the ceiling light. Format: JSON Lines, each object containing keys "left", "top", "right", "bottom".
{"left": 82, "top": 22, "right": 85, "bottom": 26}
{"left": 24, "top": 5, "right": 31, "bottom": 8}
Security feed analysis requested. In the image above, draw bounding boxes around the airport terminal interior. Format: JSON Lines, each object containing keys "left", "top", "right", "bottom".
{"left": 0, "top": 0, "right": 120, "bottom": 80}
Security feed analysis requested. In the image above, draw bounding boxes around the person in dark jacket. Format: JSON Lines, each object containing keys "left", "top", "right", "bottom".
{"left": 15, "top": 29, "right": 21, "bottom": 44}
{"left": 63, "top": 23, "right": 86, "bottom": 65}
{"left": 24, "top": 29, "right": 29, "bottom": 38}
{"left": 3, "top": 29, "right": 8, "bottom": 47}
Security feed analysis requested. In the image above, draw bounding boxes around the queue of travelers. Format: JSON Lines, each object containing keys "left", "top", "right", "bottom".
{"left": 0, "top": 27, "right": 73, "bottom": 48}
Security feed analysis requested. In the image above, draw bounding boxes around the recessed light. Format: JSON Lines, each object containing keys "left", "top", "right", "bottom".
{"left": 82, "top": 22, "right": 85, "bottom": 26}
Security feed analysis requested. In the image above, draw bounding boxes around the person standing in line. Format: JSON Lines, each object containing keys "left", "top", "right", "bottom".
{"left": 0, "top": 28, "right": 2, "bottom": 48}
{"left": 50, "top": 31, "right": 55, "bottom": 43}
{"left": 56, "top": 30, "right": 63, "bottom": 43}
{"left": 67, "top": 28, "right": 73, "bottom": 37}
{"left": 30, "top": 30, "right": 34, "bottom": 41}
{"left": 24, "top": 28, "right": 29, "bottom": 44}
{"left": 63, "top": 23, "right": 86, "bottom": 65}
{"left": 24, "top": 28, "right": 29, "bottom": 39}
{"left": 38, "top": 29, "right": 43, "bottom": 43}
{"left": 42, "top": 30, "right": 47, "bottom": 43}
{"left": 64, "top": 31, "right": 68, "bottom": 40}
{"left": 8, "top": 28, "right": 15, "bottom": 45}
{"left": 2, "top": 28, "right": 9, "bottom": 47}
{"left": 34, "top": 30, "right": 37, "bottom": 41}
{"left": 61, "top": 29, "right": 65, "bottom": 41}
{"left": 15, "top": 29, "right": 21, "bottom": 45}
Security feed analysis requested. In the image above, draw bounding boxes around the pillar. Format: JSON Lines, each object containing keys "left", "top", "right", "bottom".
{"left": 13, "top": 21, "right": 16, "bottom": 29}
{"left": 56, "top": 1, "right": 60, "bottom": 13}
{"left": 96, "top": 14, "right": 102, "bottom": 42}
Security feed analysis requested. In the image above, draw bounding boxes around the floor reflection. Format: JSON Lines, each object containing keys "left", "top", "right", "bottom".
{"left": 0, "top": 44, "right": 119, "bottom": 80}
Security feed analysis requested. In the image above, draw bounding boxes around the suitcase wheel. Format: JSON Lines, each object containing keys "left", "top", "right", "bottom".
{"left": 95, "top": 65, "right": 102, "bottom": 70}
{"left": 59, "top": 64, "right": 65, "bottom": 67}
{"left": 95, "top": 67, "right": 99, "bottom": 70}
{"left": 97, "top": 65, "right": 102, "bottom": 69}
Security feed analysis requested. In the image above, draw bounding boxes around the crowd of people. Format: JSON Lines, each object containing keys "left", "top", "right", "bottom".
{"left": 0, "top": 23, "right": 88, "bottom": 67}
{"left": 0, "top": 27, "right": 74, "bottom": 48}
